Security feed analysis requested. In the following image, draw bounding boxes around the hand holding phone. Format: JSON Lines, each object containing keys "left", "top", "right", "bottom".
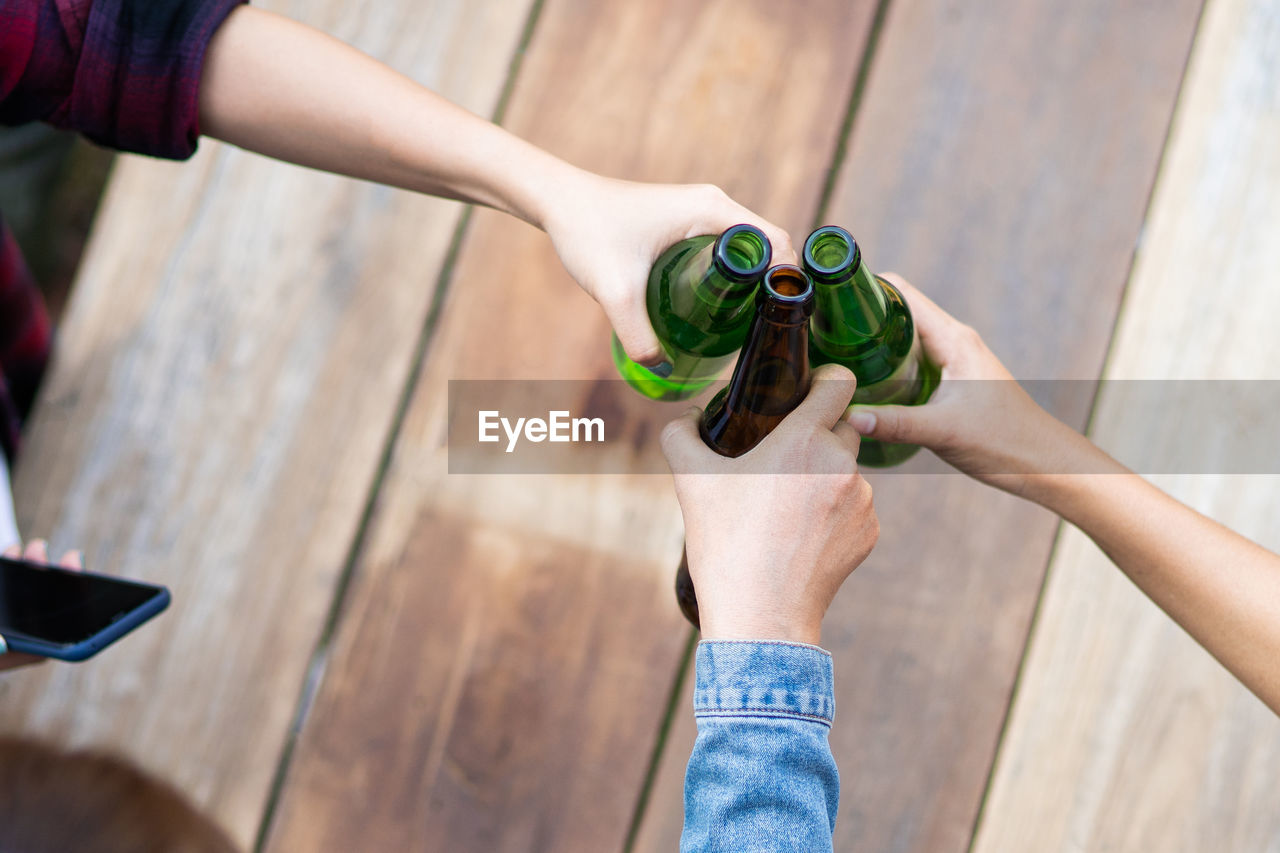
{"left": 0, "top": 541, "right": 82, "bottom": 671}
{"left": 0, "top": 542, "right": 169, "bottom": 666}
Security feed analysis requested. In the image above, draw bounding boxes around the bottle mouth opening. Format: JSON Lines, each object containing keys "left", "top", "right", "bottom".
{"left": 763, "top": 265, "right": 814, "bottom": 302}
{"left": 715, "top": 224, "right": 772, "bottom": 282}
{"left": 803, "top": 226, "right": 860, "bottom": 279}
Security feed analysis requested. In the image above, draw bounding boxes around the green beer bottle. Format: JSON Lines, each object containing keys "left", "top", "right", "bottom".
{"left": 676, "top": 265, "right": 815, "bottom": 629}
{"left": 613, "top": 224, "right": 772, "bottom": 401}
{"left": 802, "top": 226, "right": 938, "bottom": 467}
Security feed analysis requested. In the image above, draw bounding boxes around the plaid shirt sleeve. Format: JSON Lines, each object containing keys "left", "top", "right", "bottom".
{"left": 0, "top": 215, "right": 49, "bottom": 464}
{"left": 1, "top": 0, "right": 246, "bottom": 157}
{"left": 0, "top": 0, "right": 245, "bottom": 462}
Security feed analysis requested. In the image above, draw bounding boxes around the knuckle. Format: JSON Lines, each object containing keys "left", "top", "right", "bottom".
{"left": 958, "top": 323, "right": 984, "bottom": 345}
{"left": 695, "top": 183, "right": 727, "bottom": 203}
{"left": 659, "top": 418, "right": 685, "bottom": 450}
{"left": 832, "top": 452, "right": 860, "bottom": 479}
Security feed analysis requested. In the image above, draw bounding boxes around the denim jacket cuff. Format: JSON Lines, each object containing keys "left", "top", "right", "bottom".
{"left": 693, "top": 640, "right": 835, "bottom": 727}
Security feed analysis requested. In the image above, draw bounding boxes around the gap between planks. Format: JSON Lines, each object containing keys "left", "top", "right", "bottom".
{"left": 250, "top": 2, "right": 549, "bottom": 849}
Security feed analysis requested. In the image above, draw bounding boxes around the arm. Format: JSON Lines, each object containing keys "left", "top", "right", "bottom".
{"left": 197, "top": 7, "right": 796, "bottom": 365}
{"left": 682, "top": 641, "right": 839, "bottom": 853}
{"left": 3, "top": 0, "right": 794, "bottom": 363}
{"left": 847, "top": 275, "right": 1280, "bottom": 715}
{"left": 661, "top": 366, "right": 880, "bottom": 851}
{"left": 1025, "top": 461, "right": 1280, "bottom": 714}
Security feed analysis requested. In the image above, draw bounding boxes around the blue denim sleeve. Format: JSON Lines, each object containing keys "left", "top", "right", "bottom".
{"left": 681, "top": 640, "right": 838, "bottom": 853}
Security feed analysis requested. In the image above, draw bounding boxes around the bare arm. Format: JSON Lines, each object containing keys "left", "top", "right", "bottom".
{"left": 199, "top": 7, "right": 564, "bottom": 225}
{"left": 197, "top": 7, "right": 795, "bottom": 365}
{"left": 1028, "top": 463, "right": 1280, "bottom": 712}
{"left": 847, "top": 275, "right": 1280, "bottom": 714}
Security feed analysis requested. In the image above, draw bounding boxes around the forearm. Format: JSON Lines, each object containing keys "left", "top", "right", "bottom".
{"left": 682, "top": 641, "right": 839, "bottom": 852}
{"left": 197, "top": 7, "right": 581, "bottom": 228}
{"left": 1026, "top": 446, "right": 1280, "bottom": 713}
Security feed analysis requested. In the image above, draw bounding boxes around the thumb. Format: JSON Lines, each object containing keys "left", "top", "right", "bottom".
{"left": 846, "top": 403, "right": 937, "bottom": 446}
{"left": 786, "top": 364, "right": 857, "bottom": 431}
{"left": 660, "top": 407, "right": 712, "bottom": 474}
{"left": 604, "top": 283, "right": 665, "bottom": 367}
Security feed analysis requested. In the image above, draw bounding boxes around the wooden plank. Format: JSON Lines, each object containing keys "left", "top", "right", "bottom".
{"left": 0, "top": 2, "right": 532, "bottom": 848}
{"left": 633, "top": 0, "right": 1206, "bottom": 851}
{"left": 261, "top": 1, "right": 880, "bottom": 850}
{"left": 974, "top": 0, "right": 1280, "bottom": 848}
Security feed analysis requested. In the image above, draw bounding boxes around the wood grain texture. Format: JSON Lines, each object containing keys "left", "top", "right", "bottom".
{"left": 0, "top": 1, "right": 531, "bottom": 847}
{"left": 975, "top": 0, "right": 1280, "bottom": 849}
{"left": 634, "top": 0, "right": 1206, "bottom": 851}
{"left": 262, "top": 1, "right": 879, "bottom": 850}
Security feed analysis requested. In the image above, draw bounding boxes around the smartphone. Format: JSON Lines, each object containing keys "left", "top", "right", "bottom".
{"left": 0, "top": 556, "right": 170, "bottom": 662}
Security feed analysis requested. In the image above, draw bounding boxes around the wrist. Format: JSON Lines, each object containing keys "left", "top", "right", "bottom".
{"left": 534, "top": 163, "right": 599, "bottom": 235}
{"left": 1016, "top": 436, "right": 1128, "bottom": 515}
{"left": 700, "top": 609, "right": 823, "bottom": 647}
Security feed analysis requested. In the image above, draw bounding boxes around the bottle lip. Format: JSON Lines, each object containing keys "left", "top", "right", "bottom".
{"left": 761, "top": 264, "right": 815, "bottom": 315}
{"left": 714, "top": 224, "right": 772, "bottom": 282}
{"left": 802, "top": 225, "right": 861, "bottom": 281}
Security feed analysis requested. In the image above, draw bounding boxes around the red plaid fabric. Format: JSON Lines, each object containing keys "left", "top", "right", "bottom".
{"left": 0, "top": 215, "right": 49, "bottom": 462}
{"left": 0, "top": 0, "right": 244, "bottom": 462}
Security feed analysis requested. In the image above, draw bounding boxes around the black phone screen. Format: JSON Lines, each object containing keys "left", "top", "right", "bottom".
{"left": 0, "top": 558, "right": 163, "bottom": 647}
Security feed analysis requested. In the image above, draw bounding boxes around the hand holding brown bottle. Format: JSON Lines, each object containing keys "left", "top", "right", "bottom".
{"left": 660, "top": 364, "right": 879, "bottom": 645}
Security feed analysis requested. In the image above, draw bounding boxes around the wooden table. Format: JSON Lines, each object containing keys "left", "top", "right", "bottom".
{"left": 4, "top": 0, "right": 1280, "bottom": 850}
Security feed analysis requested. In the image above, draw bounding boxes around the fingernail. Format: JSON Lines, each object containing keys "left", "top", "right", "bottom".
{"left": 646, "top": 360, "right": 674, "bottom": 378}
{"left": 848, "top": 411, "right": 877, "bottom": 434}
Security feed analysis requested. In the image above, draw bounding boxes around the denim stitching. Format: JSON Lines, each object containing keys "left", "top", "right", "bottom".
{"left": 695, "top": 710, "right": 833, "bottom": 727}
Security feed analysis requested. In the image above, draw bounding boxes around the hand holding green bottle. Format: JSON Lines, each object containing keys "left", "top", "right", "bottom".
{"left": 843, "top": 275, "right": 1090, "bottom": 495}
{"left": 801, "top": 226, "right": 939, "bottom": 466}
{"left": 542, "top": 178, "right": 793, "bottom": 371}
{"left": 611, "top": 223, "right": 775, "bottom": 401}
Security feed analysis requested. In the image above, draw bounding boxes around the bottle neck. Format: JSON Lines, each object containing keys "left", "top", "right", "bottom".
{"left": 722, "top": 311, "right": 810, "bottom": 415}
{"left": 683, "top": 239, "right": 762, "bottom": 311}
{"left": 701, "top": 277, "right": 814, "bottom": 457}
{"left": 811, "top": 260, "right": 892, "bottom": 344}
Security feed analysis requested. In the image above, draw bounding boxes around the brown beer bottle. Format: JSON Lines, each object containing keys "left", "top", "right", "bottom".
{"left": 675, "top": 265, "right": 815, "bottom": 628}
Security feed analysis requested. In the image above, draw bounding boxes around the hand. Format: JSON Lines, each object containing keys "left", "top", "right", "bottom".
{"left": 543, "top": 173, "right": 796, "bottom": 366}
{"left": 844, "top": 274, "right": 1104, "bottom": 498}
{"left": 660, "top": 364, "right": 879, "bottom": 645}
{"left": 0, "top": 540, "right": 84, "bottom": 673}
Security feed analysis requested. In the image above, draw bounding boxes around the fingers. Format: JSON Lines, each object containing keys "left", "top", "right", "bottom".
{"left": 22, "top": 539, "right": 48, "bottom": 564}
{"left": 787, "top": 364, "right": 857, "bottom": 430}
{"left": 691, "top": 186, "right": 797, "bottom": 266}
{"left": 880, "top": 272, "right": 948, "bottom": 322}
{"left": 660, "top": 407, "right": 713, "bottom": 474}
{"left": 847, "top": 403, "right": 935, "bottom": 447}
{"left": 604, "top": 289, "right": 665, "bottom": 367}
{"left": 2, "top": 540, "right": 78, "bottom": 568}
{"left": 879, "top": 272, "right": 964, "bottom": 363}
{"left": 755, "top": 220, "right": 797, "bottom": 266}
